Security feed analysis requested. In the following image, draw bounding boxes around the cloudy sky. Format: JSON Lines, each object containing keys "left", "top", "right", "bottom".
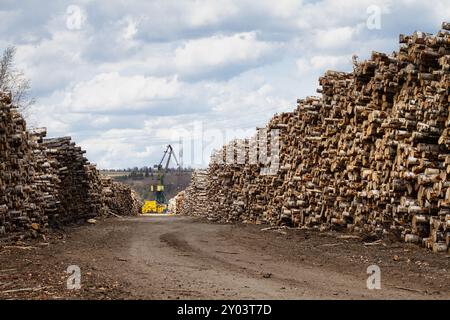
{"left": 0, "top": 0, "right": 448, "bottom": 168}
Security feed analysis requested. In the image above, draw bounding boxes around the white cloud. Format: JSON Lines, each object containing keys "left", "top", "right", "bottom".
{"left": 314, "top": 27, "right": 356, "bottom": 49}
{"left": 174, "top": 32, "right": 275, "bottom": 76}
{"left": 296, "top": 55, "right": 352, "bottom": 74}
{"left": 13, "top": 28, "right": 91, "bottom": 94}
{"left": 208, "top": 81, "right": 290, "bottom": 125}
{"left": 79, "top": 137, "right": 136, "bottom": 168}
{"left": 186, "top": 0, "right": 238, "bottom": 27}
{"left": 62, "top": 72, "right": 182, "bottom": 112}
{"left": 265, "top": 0, "right": 303, "bottom": 18}
{"left": 120, "top": 16, "right": 139, "bottom": 41}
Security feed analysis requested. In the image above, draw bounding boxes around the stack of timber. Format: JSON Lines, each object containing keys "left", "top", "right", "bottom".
{"left": 178, "top": 23, "right": 450, "bottom": 253}
{"left": 168, "top": 190, "right": 184, "bottom": 214}
{"left": 41, "top": 137, "right": 104, "bottom": 223}
{"left": 29, "top": 127, "right": 60, "bottom": 228}
{"left": 0, "top": 91, "right": 142, "bottom": 237}
{"left": 101, "top": 176, "right": 142, "bottom": 216}
{"left": 0, "top": 92, "right": 45, "bottom": 235}
{"left": 179, "top": 170, "right": 209, "bottom": 217}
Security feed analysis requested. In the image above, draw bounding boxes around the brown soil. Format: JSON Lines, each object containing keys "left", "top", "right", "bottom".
{"left": 0, "top": 215, "right": 449, "bottom": 299}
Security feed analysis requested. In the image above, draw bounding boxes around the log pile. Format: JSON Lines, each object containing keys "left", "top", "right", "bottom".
{"left": 168, "top": 190, "right": 184, "bottom": 214}
{"left": 41, "top": 137, "right": 104, "bottom": 223}
{"left": 178, "top": 23, "right": 450, "bottom": 253}
{"left": 101, "top": 176, "right": 142, "bottom": 216}
{"left": 28, "top": 127, "right": 60, "bottom": 229}
{"left": 180, "top": 170, "right": 209, "bottom": 217}
{"left": 0, "top": 91, "right": 142, "bottom": 237}
{"left": 0, "top": 92, "right": 46, "bottom": 234}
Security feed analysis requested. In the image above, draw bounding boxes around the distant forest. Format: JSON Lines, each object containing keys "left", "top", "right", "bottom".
{"left": 101, "top": 167, "right": 194, "bottom": 180}
{"left": 100, "top": 167, "right": 194, "bottom": 200}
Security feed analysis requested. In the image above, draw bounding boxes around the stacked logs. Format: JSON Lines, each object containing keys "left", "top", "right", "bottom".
{"left": 101, "top": 176, "right": 142, "bottom": 216}
{"left": 0, "top": 91, "right": 142, "bottom": 237}
{"left": 178, "top": 23, "right": 450, "bottom": 253}
{"left": 179, "top": 170, "right": 209, "bottom": 217}
{"left": 29, "top": 127, "right": 60, "bottom": 229}
{"left": 41, "top": 137, "right": 104, "bottom": 223}
{"left": 0, "top": 92, "right": 46, "bottom": 234}
{"left": 168, "top": 190, "right": 184, "bottom": 214}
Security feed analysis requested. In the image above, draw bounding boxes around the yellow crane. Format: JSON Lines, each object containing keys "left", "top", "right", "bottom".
{"left": 142, "top": 145, "right": 180, "bottom": 214}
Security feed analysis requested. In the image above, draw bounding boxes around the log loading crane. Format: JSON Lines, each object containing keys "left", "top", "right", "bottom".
{"left": 141, "top": 145, "right": 180, "bottom": 214}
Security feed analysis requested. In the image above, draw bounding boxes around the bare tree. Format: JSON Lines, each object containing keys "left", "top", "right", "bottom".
{"left": 352, "top": 54, "right": 359, "bottom": 72}
{"left": 0, "top": 46, "right": 15, "bottom": 85}
{"left": 0, "top": 46, "right": 35, "bottom": 115}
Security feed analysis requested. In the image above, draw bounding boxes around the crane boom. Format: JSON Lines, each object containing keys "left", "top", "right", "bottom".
{"left": 158, "top": 145, "right": 179, "bottom": 171}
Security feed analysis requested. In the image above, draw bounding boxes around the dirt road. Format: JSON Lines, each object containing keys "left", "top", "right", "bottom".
{"left": 1, "top": 216, "right": 449, "bottom": 299}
